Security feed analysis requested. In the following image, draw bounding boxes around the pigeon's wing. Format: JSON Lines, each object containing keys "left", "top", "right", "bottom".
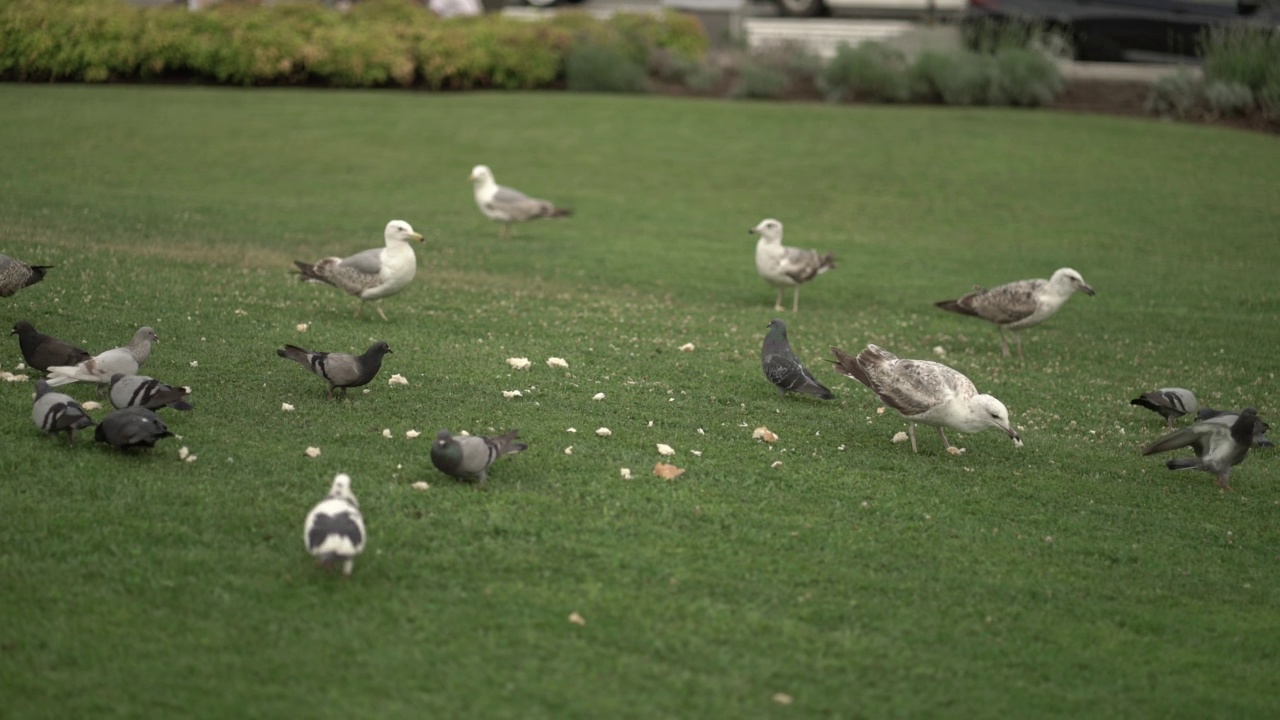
{"left": 306, "top": 506, "right": 365, "bottom": 554}
{"left": 316, "top": 352, "right": 363, "bottom": 387}
{"left": 873, "top": 359, "right": 973, "bottom": 417}
{"left": 961, "top": 279, "right": 1045, "bottom": 324}
{"left": 1142, "top": 416, "right": 1231, "bottom": 456}
{"left": 339, "top": 248, "right": 384, "bottom": 275}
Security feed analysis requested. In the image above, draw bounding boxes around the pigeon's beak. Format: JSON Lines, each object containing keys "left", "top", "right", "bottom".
{"left": 1081, "top": 284, "right": 1096, "bottom": 296}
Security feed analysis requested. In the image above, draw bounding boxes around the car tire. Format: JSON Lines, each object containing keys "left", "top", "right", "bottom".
{"left": 775, "top": 0, "right": 827, "bottom": 17}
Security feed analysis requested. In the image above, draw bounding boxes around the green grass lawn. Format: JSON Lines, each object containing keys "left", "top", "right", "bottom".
{"left": 1, "top": 85, "right": 1278, "bottom": 718}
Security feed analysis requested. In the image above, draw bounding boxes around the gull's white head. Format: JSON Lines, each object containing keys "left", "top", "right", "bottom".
{"left": 969, "top": 394, "right": 1022, "bottom": 446}
{"left": 468, "top": 165, "right": 494, "bottom": 185}
{"left": 384, "top": 219, "right": 424, "bottom": 245}
{"left": 749, "top": 218, "right": 784, "bottom": 244}
{"left": 328, "top": 473, "right": 358, "bottom": 505}
{"left": 1050, "top": 267, "right": 1095, "bottom": 296}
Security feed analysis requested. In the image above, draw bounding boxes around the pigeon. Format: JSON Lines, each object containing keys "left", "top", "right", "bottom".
{"left": 1196, "top": 408, "right": 1273, "bottom": 449}
{"left": 31, "top": 379, "right": 95, "bottom": 443}
{"left": 468, "top": 165, "right": 572, "bottom": 239}
{"left": 830, "top": 344, "right": 1022, "bottom": 453}
{"left": 761, "top": 319, "right": 833, "bottom": 399}
{"left": 1142, "top": 407, "right": 1259, "bottom": 490}
{"left": 935, "top": 267, "right": 1095, "bottom": 359}
{"left": 751, "top": 219, "right": 835, "bottom": 313}
{"left": 0, "top": 253, "right": 52, "bottom": 297}
{"left": 430, "top": 429, "right": 527, "bottom": 485}
{"left": 94, "top": 406, "right": 173, "bottom": 451}
{"left": 1131, "top": 388, "right": 1198, "bottom": 429}
{"left": 11, "top": 320, "right": 92, "bottom": 373}
{"left": 45, "top": 326, "right": 157, "bottom": 389}
{"left": 303, "top": 473, "right": 366, "bottom": 577}
{"left": 293, "top": 220, "right": 424, "bottom": 322}
{"left": 109, "top": 373, "right": 193, "bottom": 412}
{"left": 277, "top": 341, "right": 391, "bottom": 399}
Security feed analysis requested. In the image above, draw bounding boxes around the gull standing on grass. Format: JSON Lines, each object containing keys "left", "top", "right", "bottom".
{"left": 304, "top": 473, "right": 366, "bottom": 577}
{"left": 293, "top": 220, "right": 424, "bottom": 322}
{"left": 830, "top": 344, "right": 1022, "bottom": 454}
{"left": 934, "top": 267, "right": 1095, "bottom": 359}
{"left": 751, "top": 219, "right": 835, "bottom": 313}
{"left": 45, "top": 326, "right": 157, "bottom": 390}
{"left": 468, "top": 165, "right": 572, "bottom": 238}
{"left": 0, "top": 253, "right": 52, "bottom": 297}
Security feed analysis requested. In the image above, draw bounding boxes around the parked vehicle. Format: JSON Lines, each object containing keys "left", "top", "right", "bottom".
{"left": 962, "top": 0, "right": 1280, "bottom": 62}
{"left": 774, "top": 0, "right": 964, "bottom": 17}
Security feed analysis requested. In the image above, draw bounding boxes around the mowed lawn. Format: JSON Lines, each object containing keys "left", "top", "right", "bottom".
{"left": 1, "top": 84, "right": 1278, "bottom": 718}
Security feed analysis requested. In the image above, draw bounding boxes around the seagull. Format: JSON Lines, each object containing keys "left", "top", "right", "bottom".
{"left": 276, "top": 341, "right": 391, "bottom": 400}
{"left": 761, "top": 319, "right": 832, "bottom": 399}
{"left": 468, "top": 165, "right": 572, "bottom": 238}
{"left": 430, "top": 429, "right": 527, "bottom": 486}
{"left": 935, "top": 267, "right": 1095, "bottom": 359}
{"left": 32, "top": 380, "right": 95, "bottom": 443}
{"left": 293, "top": 220, "right": 424, "bottom": 322}
{"left": 1131, "top": 388, "right": 1198, "bottom": 429}
{"left": 94, "top": 406, "right": 173, "bottom": 451}
{"left": 830, "top": 344, "right": 1022, "bottom": 453}
{"left": 304, "top": 473, "right": 366, "bottom": 577}
{"left": 750, "top": 219, "right": 835, "bottom": 313}
{"left": 11, "top": 320, "right": 92, "bottom": 373}
{"left": 0, "top": 253, "right": 52, "bottom": 297}
{"left": 45, "top": 326, "right": 157, "bottom": 390}
{"left": 1196, "top": 408, "right": 1273, "bottom": 449}
{"left": 1142, "top": 408, "right": 1259, "bottom": 490}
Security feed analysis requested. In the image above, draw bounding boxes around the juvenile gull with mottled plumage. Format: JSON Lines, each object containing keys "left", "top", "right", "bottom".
{"left": 830, "top": 344, "right": 1022, "bottom": 453}
{"left": 751, "top": 219, "right": 835, "bottom": 313}
{"left": 293, "top": 220, "right": 424, "bottom": 322}
{"left": 0, "top": 253, "right": 52, "bottom": 297}
{"left": 935, "top": 267, "right": 1094, "bottom": 359}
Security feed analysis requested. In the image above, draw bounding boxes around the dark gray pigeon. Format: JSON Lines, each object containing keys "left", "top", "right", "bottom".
{"left": 94, "top": 406, "right": 174, "bottom": 451}
{"left": 11, "top": 321, "right": 92, "bottom": 373}
{"left": 277, "top": 341, "right": 391, "bottom": 399}
{"left": 430, "top": 429, "right": 527, "bottom": 486}
{"left": 109, "top": 373, "right": 193, "bottom": 412}
{"left": 304, "top": 473, "right": 366, "bottom": 577}
{"left": 32, "top": 379, "right": 95, "bottom": 443}
{"left": 1131, "top": 388, "right": 1198, "bottom": 429}
{"left": 1142, "top": 407, "right": 1258, "bottom": 490}
{"left": 0, "top": 253, "right": 52, "bottom": 297}
{"left": 761, "top": 319, "right": 833, "bottom": 399}
{"left": 1196, "top": 407, "right": 1273, "bottom": 449}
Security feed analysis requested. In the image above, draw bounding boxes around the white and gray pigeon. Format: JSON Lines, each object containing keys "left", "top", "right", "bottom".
{"left": 94, "top": 406, "right": 173, "bottom": 451}
{"left": 830, "top": 344, "right": 1022, "bottom": 453}
{"left": 761, "top": 319, "right": 832, "bottom": 399}
{"left": 1131, "top": 388, "right": 1198, "bottom": 429}
{"left": 430, "top": 429, "right": 527, "bottom": 486}
{"left": 293, "top": 220, "right": 424, "bottom": 322}
{"left": 32, "top": 379, "right": 95, "bottom": 443}
{"left": 45, "top": 326, "right": 157, "bottom": 389}
{"left": 935, "top": 268, "right": 1095, "bottom": 359}
{"left": 0, "top": 253, "right": 52, "bottom": 297}
{"left": 277, "top": 341, "right": 391, "bottom": 399}
{"left": 751, "top": 219, "right": 835, "bottom": 313}
{"left": 1196, "top": 407, "right": 1272, "bottom": 449}
{"left": 468, "top": 165, "right": 572, "bottom": 238}
{"left": 303, "top": 473, "right": 366, "bottom": 577}
{"left": 109, "top": 373, "right": 193, "bottom": 412}
{"left": 1143, "top": 407, "right": 1259, "bottom": 490}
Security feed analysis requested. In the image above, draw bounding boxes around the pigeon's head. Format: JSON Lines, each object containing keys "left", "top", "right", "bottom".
{"left": 134, "top": 327, "right": 158, "bottom": 345}
{"left": 749, "top": 218, "right": 783, "bottom": 243}
{"left": 973, "top": 394, "right": 1022, "bottom": 447}
{"left": 468, "top": 165, "right": 494, "bottom": 185}
{"left": 328, "top": 473, "right": 357, "bottom": 504}
{"left": 11, "top": 320, "right": 34, "bottom": 336}
{"left": 366, "top": 341, "right": 392, "bottom": 358}
{"left": 1051, "top": 268, "right": 1095, "bottom": 296}
{"left": 385, "top": 220, "right": 424, "bottom": 245}
{"left": 766, "top": 318, "right": 788, "bottom": 337}
{"left": 435, "top": 429, "right": 454, "bottom": 447}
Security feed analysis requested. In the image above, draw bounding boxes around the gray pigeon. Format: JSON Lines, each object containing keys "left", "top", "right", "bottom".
{"left": 1142, "top": 407, "right": 1259, "bottom": 490}
{"left": 761, "top": 319, "right": 832, "bottom": 399}
{"left": 935, "top": 268, "right": 1095, "bottom": 359}
{"left": 303, "top": 473, "right": 366, "bottom": 577}
{"left": 94, "top": 406, "right": 174, "bottom": 451}
{"left": 0, "top": 253, "right": 52, "bottom": 297}
{"left": 293, "top": 220, "right": 424, "bottom": 322}
{"left": 277, "top": 341, "right": 391, "bottom": 399}
{"left": 11, "top": 321, "right": 92, "bottom": 373}
{"left": 45, "top": 326, "right": 157, "bottom": 389}
{"left": 1196, "top": 407, "right": 1273, "bottom": 449}
{"left": 109, "top": 373, "right": 193, "bottom": 412}
{"left": 430, "top": 429, "right": 527, "bottom": 486}
{"left": 1131, "top": 388, "right": 1198, "bottom": 429}
{"left": 469, "top": 165, "right": 572, "bottom": 238}
{"left": 31, "top": 379, "right": 95, "bottom": 443}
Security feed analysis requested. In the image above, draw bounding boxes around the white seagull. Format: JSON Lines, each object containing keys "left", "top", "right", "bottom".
{"left": 830, "top": 344, "right": 1022, "bottom": 453}
{"left": 303, "top": 473, "right": 367, "bottom": 577}
{"left": 293, "top": 220, "right": 424, "bottom": 322}
{"left": 751, "top": 218, "right": 835, "bottom": 313}
{"left": 468, "top": 165, "right": 572, "bottom": 238}
{"left": 935, "top": 267, "right": 1095, "bottom": 359}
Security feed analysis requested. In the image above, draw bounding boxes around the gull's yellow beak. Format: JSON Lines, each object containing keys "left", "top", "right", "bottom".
{"left": 411, "top": 232, "right": 424, "bottom": 243}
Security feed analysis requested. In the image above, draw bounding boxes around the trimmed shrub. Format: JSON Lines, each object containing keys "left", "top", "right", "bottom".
{"left": 731, "top": 60, "right": 788, "bottom": 100}
{"left": 1144, "top": 70, "right": 1203, "bottom": 119}
{"left": 1201, "top": 25, "right": 1280, "bottom": 95}
{"left": 908, "top": 49, "right": 996, "bottom": 105}
{"left": 1204, "top": 80, "right": 1254, "bottom": 116}
{"left": 1260, "top": 80, "right": 1280, "bottom": 120}
{"left": 992, "top": 47, "right": 1063, "bottom": 106}
{"left": 684, "top": 60, "right": 725, "bottom": 94}
{"left": 647, "top": 46, "right": 699, "bottom": 84}
{"left": 819, "top": 41, "right": 909, "bottom": 103}
{"left": 565, "top": 42, "right": 649, "bottom": 93}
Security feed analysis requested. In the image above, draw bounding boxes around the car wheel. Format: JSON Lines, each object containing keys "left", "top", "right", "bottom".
{"left": 775, "top": 0, "right": 827, "bottom": 17}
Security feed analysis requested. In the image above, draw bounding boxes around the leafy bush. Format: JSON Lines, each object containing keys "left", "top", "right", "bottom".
{"left": 819, "top": 41, "right": 909, "bottom": 103}
{"left": 684, "top": 60, "right": 725, "bottom": 94}
{"left": 749, "top": 41, "right": 824, "bottom": 88}
{"left": 1144, "top": 70, "right": 1203, "bottom": 119}
{"left": 731, "top": 60, "right": 788, "bottom": 100}
{"left": 992, "top": 47, "right": 1063, "bottom": 106}
{"left": 963, "top": 17, "right": 1068, "bottom": 57}
{"left": 1204, "top": 80, "right": 1254, "bottom": 116}
{"left": 565, "top": 42, "right": 649, "bottom": 94}
{"left": 647, "top": 46, "right": 699, "bottom": 84}
{"left": 1200, "top": 25, "right": 1280, "bottom": 95}
{"left": 1260, "top": 80, "right": 1280, "bottom": 120}
{"left": 908, "top": 49, "right": 996, "bottom": 105}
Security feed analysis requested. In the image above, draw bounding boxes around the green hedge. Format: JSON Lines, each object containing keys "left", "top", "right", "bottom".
{"left": 0, "top": 0, "right": 708, "bottom": 88}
